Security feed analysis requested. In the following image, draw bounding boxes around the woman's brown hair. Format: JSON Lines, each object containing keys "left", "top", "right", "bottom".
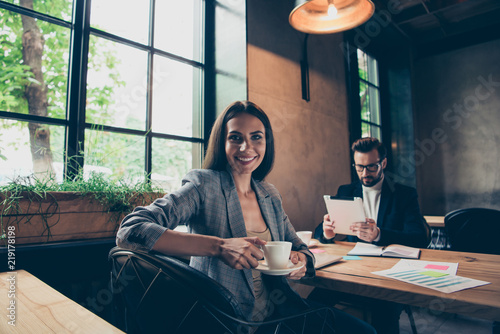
{"left": 202, "top": 101, "right": 275, "bottom": 181}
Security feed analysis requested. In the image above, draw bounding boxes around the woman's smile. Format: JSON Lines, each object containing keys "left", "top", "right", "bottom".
{"left": 225, "top": 113, "right": 266, "bottom": 176}
{"left": 235, "top": 155, "right": 258, "bottom": 163}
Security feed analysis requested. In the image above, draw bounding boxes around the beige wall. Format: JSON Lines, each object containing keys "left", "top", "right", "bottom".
{"left": 246, "top": 1, "right": 351, "bottom": 232}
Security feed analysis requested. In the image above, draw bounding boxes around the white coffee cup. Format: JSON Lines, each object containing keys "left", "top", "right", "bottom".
{"left": 296, "top": 231, "right": 312, "bottom": 245}
{"left": 262, "top": 241, "right": 292, "bottom": 269}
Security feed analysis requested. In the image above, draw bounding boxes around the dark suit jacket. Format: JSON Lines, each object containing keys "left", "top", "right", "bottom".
{"left": 315, "top": 179, "right": 430, "bottom": 248}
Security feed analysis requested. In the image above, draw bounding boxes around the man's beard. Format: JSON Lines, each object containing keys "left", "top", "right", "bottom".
{"left": 361, "top": 171, "right": 383, "bottom": 187}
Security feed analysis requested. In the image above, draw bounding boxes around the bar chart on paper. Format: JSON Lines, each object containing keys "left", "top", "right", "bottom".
{"left": 373, "top": 260, "right": 490, "bottom": 293}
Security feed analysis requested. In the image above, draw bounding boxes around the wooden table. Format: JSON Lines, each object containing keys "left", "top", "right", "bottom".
{"left": 0, "top": 270, "right": 124, "bottom": 333}
{"left": 301, "top": 241, "right": 500, "bottom": 322}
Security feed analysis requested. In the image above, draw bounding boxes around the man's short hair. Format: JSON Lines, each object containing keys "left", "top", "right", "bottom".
{"left": 351, "top": 137, "right": 387, "bottom": 161}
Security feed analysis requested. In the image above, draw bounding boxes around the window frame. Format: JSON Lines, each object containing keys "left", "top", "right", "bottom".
{"left": 0, "top": 0, "right": 211, "bottom": 182}
{"left": 357, "top": 49, "right": 382, "bottom": 140}
{"left": 344, "top": 40, "right": 389, "bottom": 180}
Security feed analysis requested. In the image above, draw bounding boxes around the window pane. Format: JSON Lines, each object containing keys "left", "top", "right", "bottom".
{"left": 91, "top": 0, "right": 150, "bottom": 45}
{"left": 357, "top": 49, "right": 378, "bottom": 86}
{"left": 357, "top": 49, "right": 367, "bottom": 82}
{"left": 370, "top": 125, "right": 381, "bottom": 140}
{"left": 152, "top": 138, "right": 201, "bottom": 192}
{"left": 84, "top": 129, "right": 145, "bottom": 182}
{"left": 155, "top": 0, "right": 203, "bottom": 62}
{"left": 366, "top": 54, "right": 379, "bottom": 86}
{"left": 4, "top": 0, "right": 73, "bottom": 21}
{"left": 0, "top": 119, "right": 65, "bottom": 184}
{"left": 86, "top": 36, "right": 148, "bottom": 130}
{"left": 367, "top": 86, "right": 381, "bottom": 125}
{"left": 1, "top": 10, "right": 70, "bottom": 119}
{"left": 360, "top": 83, "right": 381, "bottom": 126}
{"left": 152, "top": 55, "right": 202, "bottom": 138}
{"left": 361, "top": 122, "right": 370, "bottom": 139}
{"left": 361, "top": 122, "right": 381, "bottom": 141}
{"left": 359, "top": 81, "right": 369, "bottom": 121}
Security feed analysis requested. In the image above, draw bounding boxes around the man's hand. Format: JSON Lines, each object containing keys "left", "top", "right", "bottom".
{"left": 287, "top": 251, "right": 307, "bottom": 280}
{"left": 350, "top": 218, "right": 380, "bottom": 242}
{"left": 322, "top": 214, "right": 336, "bottom": 239}
{"left": 218, "top": 237, "right": 266, "bottom": 270}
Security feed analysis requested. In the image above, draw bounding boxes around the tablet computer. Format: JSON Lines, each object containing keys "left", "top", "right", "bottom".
{"left": 323, "top": 196, "right": 366, "bottom": 236}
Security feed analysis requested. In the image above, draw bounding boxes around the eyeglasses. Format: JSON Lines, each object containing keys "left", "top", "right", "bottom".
{"left": 352, "top": 161, "right": 381, "bottom": 172}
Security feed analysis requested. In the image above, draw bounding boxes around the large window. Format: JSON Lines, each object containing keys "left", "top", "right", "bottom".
{"left": 0, "top": 0, "right": 205, "bottom": 191}
{"left": 357, "top": 49, "right": 381, "bottom": 140}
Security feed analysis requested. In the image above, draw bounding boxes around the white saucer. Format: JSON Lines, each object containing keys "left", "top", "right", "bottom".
{"left": 255, "top": 261, "right": 305, "bottom": 276}
{"left": 308, "top": 239, "right": 320, "bottom": 247}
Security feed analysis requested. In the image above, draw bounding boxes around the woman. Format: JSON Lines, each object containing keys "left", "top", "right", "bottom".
{"left": 117, "top": 101, "right": 375, "bottom": 333}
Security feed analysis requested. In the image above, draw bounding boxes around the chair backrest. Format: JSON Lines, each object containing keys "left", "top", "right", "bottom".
{"left": 444, "top": 208, "right": 500, "bottom": 255}
{"left": 108, "top": 247, "right": 245, "bottom": 333}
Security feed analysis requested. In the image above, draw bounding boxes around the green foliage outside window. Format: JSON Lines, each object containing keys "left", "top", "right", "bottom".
{"left": 357, "top": 49, "right": 381, "bottom": 140}
{"left": 0, "top": 0, "right": 198, "bottom": 188}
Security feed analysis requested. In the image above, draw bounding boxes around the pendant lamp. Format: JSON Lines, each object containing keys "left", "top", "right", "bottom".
{"left": 289, "top": 0, "right": 375, "bottom": 34}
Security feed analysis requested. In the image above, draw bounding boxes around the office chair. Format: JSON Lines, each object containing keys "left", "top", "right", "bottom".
{"left": 444, "top": 207, "right": 500, "bottom": 255}
{"left": 109, "top": 247, "right": 336, "bottom": 334}
{"left": 444, "top": 207, "right": 500, "bottom": 333}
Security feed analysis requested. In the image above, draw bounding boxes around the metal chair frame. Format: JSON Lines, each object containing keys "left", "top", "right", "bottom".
{"left": 109, "top": 247, "right": 336, "bottom": 334}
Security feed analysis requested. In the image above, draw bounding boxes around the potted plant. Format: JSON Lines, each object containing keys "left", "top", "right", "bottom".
{"left": 0, "top": 173, "right": 165, "bottom": 246}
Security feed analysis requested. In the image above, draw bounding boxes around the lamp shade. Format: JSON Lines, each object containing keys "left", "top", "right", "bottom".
{"left": 289, "top": 0, "right": 375, "bottom": 34}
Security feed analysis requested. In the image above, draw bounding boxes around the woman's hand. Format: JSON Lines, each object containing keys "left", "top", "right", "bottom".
{"left": 350, "top": 218, "right": 379, "bottom": 242}
{"left": 323, "top": 214, "right": 336, "bottom": 240}
{"left": 287, "top": 251, "right": 307, "bottom": 280}
{"left": 218, "top": 237, "right": 266, "bottom": 270}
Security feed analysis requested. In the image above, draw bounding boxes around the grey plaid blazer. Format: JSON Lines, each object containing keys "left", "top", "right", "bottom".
{"left": 117, "top": 168, "right": 315, "bottom": 319}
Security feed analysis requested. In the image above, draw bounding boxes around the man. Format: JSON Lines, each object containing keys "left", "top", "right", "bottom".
{"left": 316, "top": 137, "right": 429, "bottom": 247}
{"left": 310, "top": 137, "right": 430, "bottom": 334}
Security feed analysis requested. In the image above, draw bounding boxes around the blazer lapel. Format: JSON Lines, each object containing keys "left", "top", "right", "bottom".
{"left": 220, "top": 170, "right": 259, "bottom": 296}
{"left": 354, "top": 182, "right": 363, "bottom": 199}
{"left": 377, "top": 179, "right": 392, "bottom": 227}
{"left": 252, "top": 179, "right": 276, "bottom": 240}
{"left": 220, "top": 170, "right": 247, "bottom": 238}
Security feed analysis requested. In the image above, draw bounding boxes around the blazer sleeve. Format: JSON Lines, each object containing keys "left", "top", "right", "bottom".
{"left": 116, "top": 170, "right": 205, "bottom": 251}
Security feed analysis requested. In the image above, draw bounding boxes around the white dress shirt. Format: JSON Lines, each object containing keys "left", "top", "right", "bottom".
{"left": 362, "top": 175, "right": 384, "bottom": 242}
